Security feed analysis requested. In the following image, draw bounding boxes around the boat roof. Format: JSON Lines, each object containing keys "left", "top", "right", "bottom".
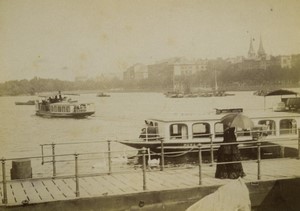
{"left": 147, "top": 110, "right": 300, "bottom": 123}
{"left": 264, "top": 89, "right": 299, "bottom": 97}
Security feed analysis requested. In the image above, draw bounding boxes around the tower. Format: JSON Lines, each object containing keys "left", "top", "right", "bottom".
{"left": 248, "top": 37, "right": 256, "bottom": 59}
{"left": 257, "top": 35, "right": 266, "bottom": 59}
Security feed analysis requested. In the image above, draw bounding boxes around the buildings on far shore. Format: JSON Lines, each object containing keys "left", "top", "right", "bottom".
{"left": 123, "top": 37, "right": 299, "bottom": 83}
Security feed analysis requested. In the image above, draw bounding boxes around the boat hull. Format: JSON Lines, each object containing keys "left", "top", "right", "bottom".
{"left": 15, "top": 101, "right": 35, "bottom": 105}
{"left": 36, "top": 111, "right": 95, "bottom": 118}
{"left": 118, "top": 140, "right": 228, "bottom": 154}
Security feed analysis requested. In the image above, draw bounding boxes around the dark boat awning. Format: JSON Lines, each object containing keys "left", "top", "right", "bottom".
{"left": 263, "top": 89, "right": 299, "bottom": 110}
{"left": 264, "top": 89, "right": 298, "bottom": 97}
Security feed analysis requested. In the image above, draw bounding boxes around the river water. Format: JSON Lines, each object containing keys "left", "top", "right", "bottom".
{"left": 0, "top": 90, "right": 298, "bottom": 176}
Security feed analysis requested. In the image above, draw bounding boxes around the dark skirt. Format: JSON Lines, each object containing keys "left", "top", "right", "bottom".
{"left": 215, "top": 144, "right": 246, "bottom": 179}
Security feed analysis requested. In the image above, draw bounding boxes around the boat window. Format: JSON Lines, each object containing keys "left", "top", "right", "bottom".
{"left": 53, "top": 106, "right": 57, "bottom": 112}
{"left": 192, "top": 123, "right": 210, "bottom": 138}
{"left": 62, "top": 106, "right": 66, "bottom": 112}
{"left": 66, "top": 106, "right": 70, "bottom": 112}
{"left": 236, "top": 128, "right": 251, "bottom": 137}
{"left": 279, "top": 119, "right": 297, "bottom": 135}
{"left": 58, "top": 106, "right": 62, "bottom": 112}
{"left": 258, "top": 120, "right": 276, "bottom": 135}
{"left": 170, "top": 124, "right": 188, "bottom": 139}
{"left": 214, "top": 123, "right": 224, "bottom": 138}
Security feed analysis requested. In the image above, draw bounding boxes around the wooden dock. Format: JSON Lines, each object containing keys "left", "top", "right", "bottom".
{"left": 1, "top": 158, "right": 300, "bottom": 206}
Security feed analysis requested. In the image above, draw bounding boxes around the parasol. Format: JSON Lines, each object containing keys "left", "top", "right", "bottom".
{"left": 220, "top": 113, "right": 254, "bottom": 129}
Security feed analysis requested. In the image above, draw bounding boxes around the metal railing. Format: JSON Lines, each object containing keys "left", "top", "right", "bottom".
{"left": 1, "top": 129, "right": 300, "bottom": 205}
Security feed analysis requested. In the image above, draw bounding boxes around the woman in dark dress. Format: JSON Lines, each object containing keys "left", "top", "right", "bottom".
{"left": 215, "top": 126, "right": 246, "bottom": 179}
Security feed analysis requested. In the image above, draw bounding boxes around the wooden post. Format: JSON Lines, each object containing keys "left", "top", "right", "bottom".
{"left": 141, "top": 147, "right": 147, "bottom": 190}
{"left": 74, "top": 153, "right": 80, "bottom": 197}
{"left": 298, "top": 129, "right": 300, "bottom": 160}
{"left": 1, "top": 158, "right": 8, "bottom": 204}
{"left": 160, "top": 138, "right": 165, "bottom": 171}
{"left": 107, "top": 140, "right": 112, "bottom": 174}
{"left": 257, "top": 141, "right": 261, "bottom": 180}
{"left": 52, "top": 143, "right": 56, "bottom": 178}
{"left": 198, "top": 144, "right": 202, "bottom": 185}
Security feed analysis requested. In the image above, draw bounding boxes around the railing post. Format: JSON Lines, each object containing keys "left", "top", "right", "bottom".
{"left": 141, "top": 147, "right": 147, "bottom": 190}
{"left": 1, "top": 158, "right": 8, "bottom": 204}
{"left": 280, "top": 146, "right": 285, "bottom": 158}
{"left": 198, "top": 144, "right": 202, "bottom": 185}
{"left": 209, "top": 134, "right": 214, "bottom": 166}
{"left": 41, "top": 145, "right": 44, "bottom": 165}
{"left": 298, "top": 129, "right": 300, "bottom": 160}
{"left": 107, "top": 140, "right": 112, "bottom": 174}
{"left": 74, "top": 153, "right": 80, "bottom": 197}
{"left": 51, "top": 143, "right": 56, "bottom": 178}
{"left": 160, "top": 138, "right": 165, "bottom": 171}
{"left": 257, "top": 140, "right": 261, "bottom": 180}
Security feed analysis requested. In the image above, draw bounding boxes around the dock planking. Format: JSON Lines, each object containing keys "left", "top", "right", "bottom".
{"left": 0, "top": 158, "right": 300, "bottom": 206}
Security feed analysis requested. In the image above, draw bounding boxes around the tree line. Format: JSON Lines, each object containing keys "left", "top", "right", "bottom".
{"left": 0, "top": 66, "right": 299, "bottom": 96}
{"left": 0, "top": 77, "right": 122, "bottom": 96}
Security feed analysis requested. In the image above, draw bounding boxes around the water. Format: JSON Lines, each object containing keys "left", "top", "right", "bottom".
{"left": 0, "top": 90, "right": 297, "bottom": 176}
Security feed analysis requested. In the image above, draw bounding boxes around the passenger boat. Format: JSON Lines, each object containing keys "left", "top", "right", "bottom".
{"left": 118, "top": 109, "right": 300, "bottom": 153}
{"left": 15, "top": 100, "right": 35, "bottom": 105}
{"left": 97, "top": 92, "right": 110, "bottom": 97}
{"left": 35, "top": 94, "right": 95, "bottom": 118}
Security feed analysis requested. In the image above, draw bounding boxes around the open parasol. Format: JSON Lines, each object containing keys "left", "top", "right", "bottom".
{"left": 220, "top": 113, "right": 254, "bottom": 129}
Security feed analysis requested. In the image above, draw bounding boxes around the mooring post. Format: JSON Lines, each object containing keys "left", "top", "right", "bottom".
{"left": 1, "top": 158, "right": 8, "bottom": 204}
{"left": 209, "top": 134, "right": 214, "bottom": 166}
{"left": 107, "top": 140, "right": 112, "bottom": 174}
{"left": 298, "top": 129, "right": 300, "bottom": 160}
{"left": 74, "top": 153, "right": 80, "bottom": 197}
{"left": 51, "top": 142, "right": 56, "bottom": 178}
{"left": 41, "top": 145, "right": 44, "bottom": 165}
{"left": 141, "top": 147, "right": 147, "bottom": 190}
{"left": 198, "top": 144, "right": 202, "bottom": 185}
{"left": 160, "top": 138, "right": 165, "bottom": 171}
{"left": 257, "top": 140, "right": 261, "bottom": 180}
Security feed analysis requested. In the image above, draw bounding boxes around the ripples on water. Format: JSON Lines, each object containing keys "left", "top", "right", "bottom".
{"left": 0, "top": 90, "right": 298, "bottom": 176}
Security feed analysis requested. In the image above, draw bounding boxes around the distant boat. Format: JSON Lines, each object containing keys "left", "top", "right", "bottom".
{"left": 198, "top": 69, "right": 234, "bottom": 97}
{"left": 15, "top": 100, "right": 35, "bottom": 105}
{"left": 253, "top": 90, "right": 269, "bottom": 96}
{"left": 35, "top": 92, "right": 95, "bottom": 118}
{"left": 96, "top": 92, "right": 110, "bottom": 97}
{"left": 165, "top": 75, "right": 198, "bottom": 98}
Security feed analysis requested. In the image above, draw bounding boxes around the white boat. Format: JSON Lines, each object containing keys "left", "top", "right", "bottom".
{"left": 35, "top": 94, "right": 95, "bottom": 118}
{"left": 118, "top": 109, "right": 300, "bottom": 153}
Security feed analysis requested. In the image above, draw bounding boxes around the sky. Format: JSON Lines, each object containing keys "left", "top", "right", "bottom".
{"left": 1, "top": 0, "right": 300, "bottom": 82}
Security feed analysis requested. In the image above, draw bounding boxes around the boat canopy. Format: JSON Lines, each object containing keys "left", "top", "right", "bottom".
{"left": 263, "top": 89, "right": 299, "bottom": 110}
{"left": 264, "top": 89, "right": 298, "bottom": 97}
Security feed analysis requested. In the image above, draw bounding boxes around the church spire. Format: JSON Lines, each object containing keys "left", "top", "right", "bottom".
{"left": 248, "top": 36, "right": 256, "bottom": 59}
{"left": 257, "top": 35, "right": 266, "bottom": 59}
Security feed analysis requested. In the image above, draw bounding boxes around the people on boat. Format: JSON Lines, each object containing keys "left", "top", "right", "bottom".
{"left": 58, "top": 91, "right": 63, "bottom": 101}
{"left": 139, "top": 121, "right": 158, "bottom": 141}
{"left": 215, "top": 126, "right": 246, "bottom": 179}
